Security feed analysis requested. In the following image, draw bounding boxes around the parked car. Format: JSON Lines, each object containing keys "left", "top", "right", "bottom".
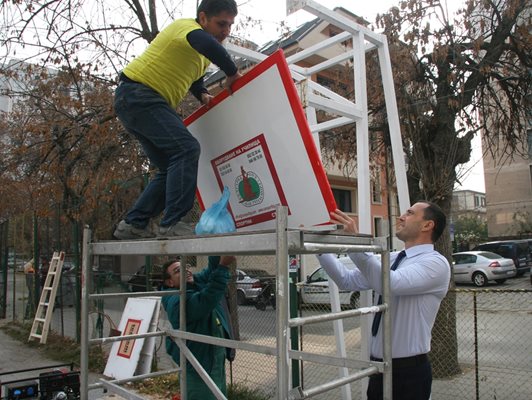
{"left": 472, "top": 240, "right": 530, "bottom": 277}
{"left": 8, "top": 254, "right": 26, "bottom": 271}
{"left": 299, "top": 256, "right": 359, "bottom": 307}
{"left": 529, "top": 239, "right": 532, "bottom": 285}
{"left": 452, "top": 251, "right": 516, "bottom": 287}
{"left": 61, "top": 261, "right": 76, "bottom": 272}
{"left": 236, "top": 269, "right": 272, "bottom": 305}
{"left": 128, "top": 264, "right": 163, "bottom": 292}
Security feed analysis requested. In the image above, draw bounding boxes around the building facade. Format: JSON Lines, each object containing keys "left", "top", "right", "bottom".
{"left": 482, "top": 134, "right": 532, "bottom": 239}
{"left": 452, "top": 189, "right": 487, "bottom": 220}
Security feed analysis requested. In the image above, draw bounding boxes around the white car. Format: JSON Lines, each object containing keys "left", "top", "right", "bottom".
{"left": 236, "top": 269, "right": 272, "bottom": 305}
{"left": 299, "top": 257, "right": 360, "bottom": 307}
{"left": 452, "top": 251, "right": 516, "bottom": 287}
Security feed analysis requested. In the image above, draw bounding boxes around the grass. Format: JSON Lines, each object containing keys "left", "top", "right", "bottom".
{"left": 130, "top": 377, "right": 271, "bottom": 400}
{"left": 1, "top": 322, "right": 270, "bottom": 399}
{"left": 228, "top": 383, "right": 271, "bottom": 400}
{"left": 0, "top": 321, "right": 107, "bottom": 373}
{"left": 130, "top": 374, "right": 180, "bottom": 399}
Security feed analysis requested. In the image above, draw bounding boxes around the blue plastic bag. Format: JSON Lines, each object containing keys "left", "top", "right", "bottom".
{"left": 195, "top": 186, "right": 236, "bottom": 235}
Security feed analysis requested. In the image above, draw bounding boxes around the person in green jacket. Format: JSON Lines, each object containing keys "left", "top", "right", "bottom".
{"left": 161, "top": 255, "right": 235, "bottom": 399}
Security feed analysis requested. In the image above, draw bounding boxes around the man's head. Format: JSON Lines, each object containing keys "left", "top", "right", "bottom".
{"left": 196, "top": 0, "right": 238, "bottom": 43}
{"left": 396, "top": 201, "right": 446, "bottom": 246}
{"left": 162, "top": 259, "right": 193, "bottom": 289}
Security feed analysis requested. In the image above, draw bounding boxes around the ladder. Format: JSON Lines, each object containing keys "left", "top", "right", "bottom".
{"left": 28, "top": 251, "right": 66, "bottom": 344}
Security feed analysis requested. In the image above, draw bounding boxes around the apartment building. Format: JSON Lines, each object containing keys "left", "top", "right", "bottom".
{"left": 482, "top": 134, "right": 532, "bottom": 239}
{"left": 452, "top": 190, "right": 487, "bottom": 221}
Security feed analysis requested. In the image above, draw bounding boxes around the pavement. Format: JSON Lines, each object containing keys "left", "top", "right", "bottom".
{"left": 0, "top": 321, "right": 123, "bottom": 400}
{"left": 2, "top": 272, "right": 531, "bottom": 400}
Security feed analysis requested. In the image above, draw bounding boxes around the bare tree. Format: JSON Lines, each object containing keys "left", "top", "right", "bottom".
{"left": 0, "top": 0, "right": 185, "bottom": 73}
{"left": 0, "top": 62, "right": 148, "bottom": 235}
{"left": 0, "top": 1, "right": 192, "bottom": 232}
{"left": 319, "top": 0, "right": 530, "bottom": 377}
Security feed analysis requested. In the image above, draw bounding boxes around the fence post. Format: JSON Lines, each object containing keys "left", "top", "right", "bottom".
{"left": 0, "top": 220, "right": 8, "bottom": 319}
{"left": 473, "top": 291, "right": 479, "bottom": 400}
{"left": 33, "top": 213, "right": 40, "bottom": 312}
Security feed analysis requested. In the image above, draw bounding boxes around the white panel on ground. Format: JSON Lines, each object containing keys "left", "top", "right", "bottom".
{"left": 103, "top": 297, "right": 158, "bottom": 380}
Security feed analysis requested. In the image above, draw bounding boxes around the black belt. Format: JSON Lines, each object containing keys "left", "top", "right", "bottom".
{"left": 119, "top": 72, "right": 137, "bottom": 84}
{"left": 371, "top": 353, "right": 428, "bottom": 369}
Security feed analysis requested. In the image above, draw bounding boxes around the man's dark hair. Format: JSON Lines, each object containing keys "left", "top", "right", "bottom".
{"left": 197, "top": 0, "right": 238, "bottom": 18}
{"left": 420, "top": 201, "right": 447, "bottom": 242}
{"left": 161, "top": 259, "right": 175, "bottom": 282}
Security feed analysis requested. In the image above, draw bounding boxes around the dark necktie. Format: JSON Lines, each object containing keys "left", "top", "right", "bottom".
{"left": 371, "top": 250, "right": 406, "bottom": 336}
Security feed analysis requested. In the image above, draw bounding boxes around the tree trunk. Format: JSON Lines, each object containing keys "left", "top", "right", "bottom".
{"left": 429, "top": 196, "right": 461, "bottom": 377}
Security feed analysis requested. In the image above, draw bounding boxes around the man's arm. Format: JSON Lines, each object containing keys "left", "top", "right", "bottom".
{"left": 189, "top": 76, "right": 209, "bottom": 103}
{"left": 316, "top": 254, "right": 371, "bottom": 291}
{"left": 356, "top": 253, "right": 450, "bottom": 296}
{"left": 329, "top": 208, "right": 449, "bottom": 296}
{"left": 187, "top": 29, "right": 241, "bottom": 103}
{"left": 186, "top": 256, "right": 233, "bottom": 321}
{"left": 187, "top": 29, "right": 237, "bottom": 76}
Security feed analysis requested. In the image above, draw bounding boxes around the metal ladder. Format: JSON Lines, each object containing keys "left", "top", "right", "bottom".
{"left": 28, "top": 251, "right": 65, "bottom": 344}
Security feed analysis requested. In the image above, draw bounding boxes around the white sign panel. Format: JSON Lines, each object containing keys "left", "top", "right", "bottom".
{"left": 186, "top": 50, "right": 336, "bottom": 231}
{"left": 103, "top": 297, "right": 158, "bottom": 380}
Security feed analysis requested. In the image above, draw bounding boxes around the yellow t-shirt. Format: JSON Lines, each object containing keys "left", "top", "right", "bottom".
{"left": 123, "top": 19, "right": 210, "bottom": 109}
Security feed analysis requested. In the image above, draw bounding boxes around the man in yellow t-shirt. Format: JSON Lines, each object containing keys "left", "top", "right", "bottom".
{"left": 113, "top": 0, "right": 241, "bottom": 240}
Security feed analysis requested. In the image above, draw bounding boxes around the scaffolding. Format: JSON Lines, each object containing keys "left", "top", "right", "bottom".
{"left": 79, "top": 1, "right": 408, "bottom": 398}
{"left": 80, "top": 206, "right": 393, "bottom": 399}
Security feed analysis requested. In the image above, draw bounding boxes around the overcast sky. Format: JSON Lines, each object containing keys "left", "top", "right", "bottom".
{"left": 236, "top": 0, "right": 465, "bottom": 46}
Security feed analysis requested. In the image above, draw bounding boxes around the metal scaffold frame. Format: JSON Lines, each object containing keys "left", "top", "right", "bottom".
{"left": 79, "top": 2, "right": 406, "bottom": 397}
{"left": 80, "top": 206, "right": 393, "bottom": 399}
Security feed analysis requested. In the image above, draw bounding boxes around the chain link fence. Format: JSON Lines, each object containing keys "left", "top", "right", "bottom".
{"left": 431, "top": 288, "right": 532, "bottom": 400}
{"left": 2, "top": 243, "right": 531, "bottom": 399}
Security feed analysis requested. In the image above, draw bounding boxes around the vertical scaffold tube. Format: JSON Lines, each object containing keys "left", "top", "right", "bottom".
{"left": 276, "top": 206, "right": 289, "bottom": 399}
{"left": 80, "top": 227, "right": 91, "bottom": 399}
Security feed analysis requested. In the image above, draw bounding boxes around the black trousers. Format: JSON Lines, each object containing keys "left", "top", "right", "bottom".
{"left": 367, "top": 354, "right": 432, "bottom": 400}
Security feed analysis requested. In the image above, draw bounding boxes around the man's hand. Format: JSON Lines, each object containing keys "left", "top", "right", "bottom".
{"left": 330, "top": 209, "right": 358, "bottom": 234}
{"left": 224, "top": 72, "right": 242, "bottom": 94}
{"left": 220, "top": 255, "right": 236, "bottom": 267}
{"left": 201, "top": 93, "right": 214, "bottom": 107}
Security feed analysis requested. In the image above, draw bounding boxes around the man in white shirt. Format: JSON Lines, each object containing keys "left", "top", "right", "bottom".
{"left": 318, "top": 201, "right": 450, "bottom": 400}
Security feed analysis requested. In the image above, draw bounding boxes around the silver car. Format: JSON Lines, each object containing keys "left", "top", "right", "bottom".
{"left": 299, "top": 257, "right": 360, "bottom": 307}
{"left": 236, "top": 269, "right": 271, "bottom": 305}
{"left": 452, "top": 251, "right": 516, "bottom": 287}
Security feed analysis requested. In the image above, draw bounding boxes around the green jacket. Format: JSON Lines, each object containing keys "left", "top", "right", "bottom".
{"left": 162, "top": 256, "right": 232, "bottom": 374}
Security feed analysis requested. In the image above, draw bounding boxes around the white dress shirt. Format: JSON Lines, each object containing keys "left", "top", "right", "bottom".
{"left": 317, "top": 244, "right": 450, "bottom": 358}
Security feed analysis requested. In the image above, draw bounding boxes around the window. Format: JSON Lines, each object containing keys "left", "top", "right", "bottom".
{"left": 310, "top": 268, "right": 329, "bottom": 282}
{"left": 327, "top": 28, "right": 339, "bottom": 38}
{"left": 454, "top": 254, "right": 476, "bottom": 264}
{"left": 316, "top": 75, "right": 348, "bottom": 93}
{"left": 332, "top": 188, "right": 352, "bottom": 212}
{"left": 374, "top": 217, "right": 384, "bottom": 237}
{"left": 453, "top": 255, "right": 465, "bottom": 265}
{"left": 372, "top": 177, "right": 382, "bottom": 203}
{"left": 465, "top": 255, "right": 477, "bottom": 263}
